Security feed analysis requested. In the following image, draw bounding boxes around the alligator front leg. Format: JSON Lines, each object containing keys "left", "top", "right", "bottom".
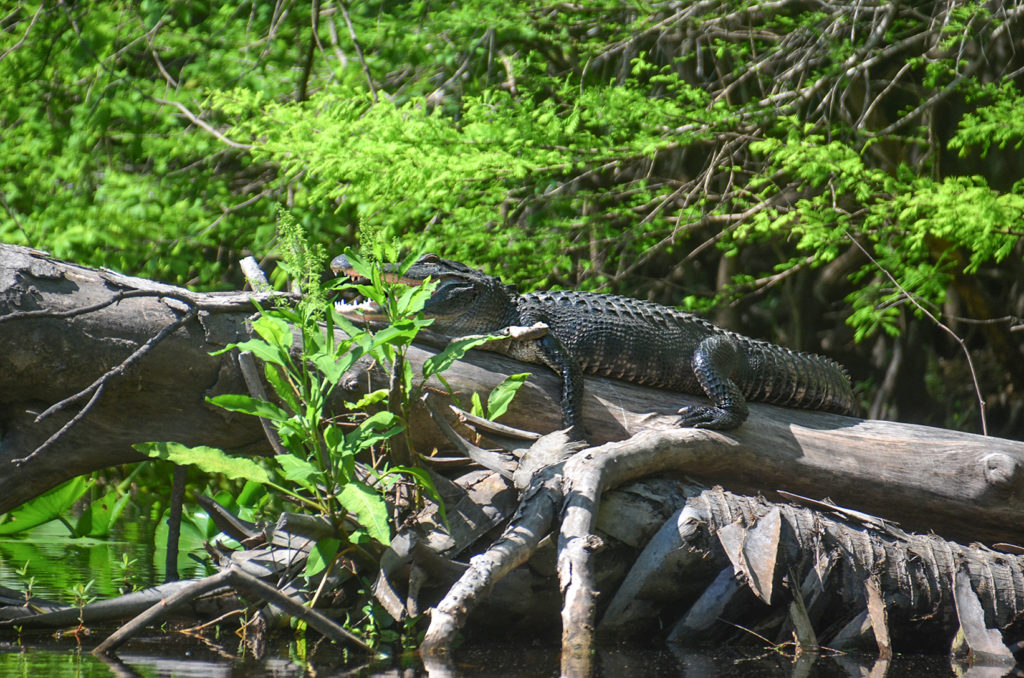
{"left": 533, "top": 333, "right": 587, "bottom": 442}
{"left": 678, "top": 334, "right": 749, "bottom": 430}
{"left": 467, "top": 323, "right": 587, "bottom": 441}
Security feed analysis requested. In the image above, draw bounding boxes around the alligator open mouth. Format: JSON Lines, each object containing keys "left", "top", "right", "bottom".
{"left": 330, "top": 254, "right": 425, "bottom": 320}
{"left": 329, "top": 255, "right": 427, "bottom": 287}
{"left": 333, "top": 296, "right": 385, "bottom": 319}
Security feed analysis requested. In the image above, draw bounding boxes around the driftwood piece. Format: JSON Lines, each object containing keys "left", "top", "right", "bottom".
{"left": 420, "top": 430, "right": 576, "bottom": 657}
{"left": 553, "top": 428, "right": 1023, "bottom": 673}
{"left": 418, "top": 420, "right": 1024, "bottom": 674}
{"left": 649, "top": 488, "right": 1023, "bottom": 666}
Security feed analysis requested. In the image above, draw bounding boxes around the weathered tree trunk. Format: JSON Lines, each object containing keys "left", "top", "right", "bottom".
{"left": 2, "top": 242, "right": 1024, "bottom": 550}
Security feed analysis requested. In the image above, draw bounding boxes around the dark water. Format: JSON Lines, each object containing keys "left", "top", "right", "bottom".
{"left": 0, "top": 519, "right": 1014, "bottom": 676}
{"left": 0, "top": 636, "right": 986, "bottom": 677}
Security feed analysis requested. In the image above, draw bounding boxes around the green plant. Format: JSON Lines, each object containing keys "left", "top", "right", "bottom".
{"left": 13, "top": 562, "right": 34, "bottom": 604}
{"left": 115, "top": 553, "right": 139, "bottom": 594}
{"left": 470, "top": 373, "right": 531, "bottom": 421}
{"left": 134, "top": 217, "right": 518, "bottom": 580}
{"left": 70, "top": 579, "right": 96, "bottom": 639}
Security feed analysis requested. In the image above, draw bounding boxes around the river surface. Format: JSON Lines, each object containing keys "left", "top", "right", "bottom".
{"left": 0, "top": 514, "right": 1014, "bottom": 676}
{"left": 0, "top": 636, "right": 980, "bottom": 676}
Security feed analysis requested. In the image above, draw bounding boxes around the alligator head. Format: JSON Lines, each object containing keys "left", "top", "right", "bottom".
{"left": 330, "top": 253, "right": 518, "bottom": 335}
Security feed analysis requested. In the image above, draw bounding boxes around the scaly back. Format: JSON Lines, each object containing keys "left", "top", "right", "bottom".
{"left": 518, "top": 290, "right": 858, "bottom": 416}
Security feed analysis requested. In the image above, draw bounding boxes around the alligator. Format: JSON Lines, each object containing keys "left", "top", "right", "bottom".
{"left": 331, "top": 253, "right": 858, "bottom": 440}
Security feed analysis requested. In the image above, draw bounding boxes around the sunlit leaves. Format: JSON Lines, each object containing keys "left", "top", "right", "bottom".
{"left": 735, "top": 122, "right": 1024, "bottom": 341}
{"left": 134, "top": 442, "right": 272, "bottom": 485}
{"left": 207, "top": 393, "right": 291, "bottom": 422}
{"left": 338, "top": 482, "right": 391, "bottom": 546}
{"left": 950, "top": 82, "right": 1024, "bottom": 157}
{"left": 470, "top": 372, "right": 532, "bottom": 421}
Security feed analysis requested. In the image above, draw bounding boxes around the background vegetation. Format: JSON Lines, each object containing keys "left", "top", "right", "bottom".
{"left": 2, "top": 0, "right": 1023, "bottom": 437}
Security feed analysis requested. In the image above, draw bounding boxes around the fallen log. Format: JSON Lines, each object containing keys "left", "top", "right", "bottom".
{"left": 3, "top": 243, "right": 1024, "bottom": 547}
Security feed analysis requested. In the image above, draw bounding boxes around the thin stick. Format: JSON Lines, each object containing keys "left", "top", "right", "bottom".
{"left": 238, "top": 351, "right": 291, "bottom": 456}
{"left": 335, "top": 1, "right": 377, "bottom": 102}
{"left": 846, "top": 234, "right": 987, "bottom": 435}
{"left": 92, "top": 570, "right": 234, "bottom": 655}
{"left": 153, "top": 98, "right": 253, "bottom": 150}
{"left": 225, "top": 567, "right": 372, "bottom": 652}
{"left": 33, "top": 308, "right": 196, "bottom": 424}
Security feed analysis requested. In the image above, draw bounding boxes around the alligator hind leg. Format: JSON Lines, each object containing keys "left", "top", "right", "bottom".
{"left": 677, "top": 334, "right": 749, "bottom": 430}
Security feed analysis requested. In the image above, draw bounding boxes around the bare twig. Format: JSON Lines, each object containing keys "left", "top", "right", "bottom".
{"left": 13, "top": 306, "right": 199, "bottom": 465}
{"left": 32, "top": 306, "right": 198, "bottom": 424}
{"left": 0, "top": 191, "right": 32, "bottom": 246}
{"left": 238, "top": 351, "right": 291, "bottom": 457}
{"left": 92, "top": 570, "right": 234, "bottom": 655}
{"left": 153, "top": 98, "right": 253, "bottom": 150}
{"left": 846, "top": 234, "right": 987, "bottom": 434}
{"left": 0, "top": 3, "right": 43, "bottom": 63}
{"left": 297, "top": 0, "right": 320, "bottom": 101}
{"left": 334, "top": 0, "right": 377, "bottom": 102}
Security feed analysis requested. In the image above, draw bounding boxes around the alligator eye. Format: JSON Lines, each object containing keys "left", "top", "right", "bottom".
{"left": 420, "top": 253, "right": 440, "bottom": 263}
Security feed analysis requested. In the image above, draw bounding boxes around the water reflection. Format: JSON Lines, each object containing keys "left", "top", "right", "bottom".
{"left": 0, "top": 507, "right": 211, "bottom": 604}
{"left": 0, "top": 517, "right": 1014, "bottom": 677}
{"left": 0, "top": 635, "right": 1012, "bottom": 677}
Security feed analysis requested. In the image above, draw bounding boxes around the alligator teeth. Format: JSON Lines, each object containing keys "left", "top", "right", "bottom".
{"left": 334, "top": 297, "right": 386, "bottom": 320}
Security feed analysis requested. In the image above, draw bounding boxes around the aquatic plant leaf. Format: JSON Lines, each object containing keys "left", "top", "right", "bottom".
{"left": 0, "top": 477, "right": 90, "bottom": 535}
{"left": 75, "top": 488, "right": 132, "bottom": 538}
{"left": 134, "top": 442, "right": 271, "bottom": 484}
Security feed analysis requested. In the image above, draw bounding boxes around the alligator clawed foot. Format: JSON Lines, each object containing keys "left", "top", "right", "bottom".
{"left": 677, "top": 405, "right": 746, "bottom": 431}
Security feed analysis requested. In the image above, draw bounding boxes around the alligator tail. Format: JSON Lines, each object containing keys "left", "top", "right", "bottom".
{"left": 740, "top": 341, "right": 860, "bottom": 416}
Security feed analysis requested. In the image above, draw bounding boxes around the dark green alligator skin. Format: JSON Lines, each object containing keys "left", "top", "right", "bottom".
{"left": 332, "top": 253, "right": 859, "bottom": 440}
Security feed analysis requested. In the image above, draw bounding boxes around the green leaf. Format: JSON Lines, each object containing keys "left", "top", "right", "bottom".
{"left": 310, "top": 343, "right": 362, "bottom": 387}
{"left": 324, "top": 424, "right": 355, "bottom": 481}
{"left": 423, "top": 334, "right": 500, "bottom": 379}
{"left": 134, "top": 441, "right": 271, "bottom": 484}
{"left": 0, "top": 477, "right": 91, "bottom": 535}
{"left": 485, "top": 372, "right": 530, "bottom": 420}
{"left": 251, "top": 314, "right": 293, "bottom": 350}
{"left": 276, "top": 453, "right": 323, "bottom": 491}
{"left": 74, "top": 488, "right": 132, "bottom": 538}
{"left": 206, "top": 393, "right": 291, "bottom": 422}
{"left": 264, "top": 363, "right": 300, "bottom": 412}
{"left": 338, "top": 481, "right": 390, "bottom": 545}
{"left": 212, "top": 339, "right": 287, "bottom": 367}
{"left": 470, "top": 391, "right": 485, "bottom": 418}
{"left": 345, "top": 410, "right": 403, "bottom": 452}
{"left": 237, "top": 481, "right": 268, "bottom": 511}
{"left": 305, "top": 537, "right": 340, "bottom": 578}
{"left": 352, "top": 388, "right": 389, "bottom": 409}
